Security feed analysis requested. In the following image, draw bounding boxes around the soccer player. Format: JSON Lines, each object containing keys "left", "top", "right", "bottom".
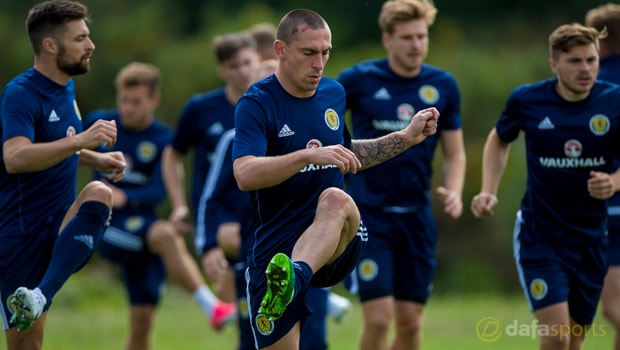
{"left": 162, "top": 31, "right": 259, "bottom": 302}
{"left": 471, "top": 23, "right": 620, "bottom": 350}
{"left": 248, "top": 22, "right": 278, "bottom": 61}
{"left": 0, "top": 1, "right": 126, "bottom": 349}
{"left": 337, "top": 1, "right": 465, "bottom": 348}
{"left": 586, "top": 5, "right": 620, "bottom": 349}
{"left": 84, "top": 62, "right": 235, "bottom": 350}
{"left": 199, "top": 128, "right": 332, "bottom": 350}
{"left": 198, "top": 27, "right": 278, "bottom": 307}
{"left": 232, "top": 8, "right": 439, "bottom": 349}
{"left": 198, "top": 53, "right": 348, "bottom": 350}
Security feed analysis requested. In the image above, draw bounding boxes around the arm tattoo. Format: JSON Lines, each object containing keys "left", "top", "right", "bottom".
{"left": 351, "top": 134, "right": 405, "bottom": 168}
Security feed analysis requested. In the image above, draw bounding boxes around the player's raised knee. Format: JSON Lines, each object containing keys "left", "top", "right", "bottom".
{"left": 82, "top": 180, "right": 113, "bottom": 205}
{"left": 319, "top": 187, "right": 353, "bottom": 207}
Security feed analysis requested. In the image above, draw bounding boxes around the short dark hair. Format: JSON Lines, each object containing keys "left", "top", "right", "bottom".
{"left": 212, "top": 32, "right": 256, "bottom": 64}
{"left": 248, "top": 22, "right": 277, "bottom": 57}
{"left": 276, "top": 9, "right": 327, "bottom": 45}
{"left": 26, "top": 0, "right": 89, "bottom": 55}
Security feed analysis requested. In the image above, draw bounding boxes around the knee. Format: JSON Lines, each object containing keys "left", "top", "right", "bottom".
{"left": 540, "top": 331, "right": 571, "bottom": 350}
{"left": 318, "top": 187, "right": 360, "bottom": 234}
{"left": 82, "top": 180, "right": 113, "bottom": 206}
{"left": 603, "top": 300, "right": 620, "bottom": 326}
{"left": 319, "top": 187, "right": 352, "bottom": 206}
{"left": 396, "top": 317, "right": 423, "bottom": 336}
{"left": 365, "top": 312, "right": 391, "bottom": 334}
{"left": 130, "top": 308, "right": 155, "bottom": 338}
{"left": 148, "top": 221, "right": 181, "bottom": 250}
{"left": 318, "top": 188, "right": 359, "bottom": 219}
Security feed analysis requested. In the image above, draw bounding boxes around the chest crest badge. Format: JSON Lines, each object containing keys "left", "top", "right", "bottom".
{"left": 324, "top": 108, "right": 339, "bottom": 130}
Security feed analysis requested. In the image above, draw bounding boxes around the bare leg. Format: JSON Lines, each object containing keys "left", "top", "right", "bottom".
{"left": 291, "top": 188, "right": 360, "bottom": 272}
{"left": 261, "top": 321, "right": 301, "bottom": 350}
{"left": 146, "top": 219, "right": 236, "bottom": 330}
{"left": 126, "top": 305, "right": 156, "bottom": 350}
{"left": 265, "top": 188, "right": 360, "bottom": 350}
{"left": 602, "top": 266, "right": 620, "bottom": 350}
{"left": 5, "top": 312, "right": 47, "bottom": 350}
{"left": 147, "top": 220, "right": 202, "bottom": 293}
{"left": 199, "top": 222, "right": 239, "bottom": 303}
{"left": 535, "top": 302, "right": 586, "bottom": 350}
{"left": 218, "top": 222, "right": 242, "bottom": 260}
{"left": 392, "top": 300, "right": 424, "bottom": 350}
{"left": 360, "top": 297, "right": 392, "bottom": 350}
{"left": 201, "top": 250, "right": 236, "bottom": 303}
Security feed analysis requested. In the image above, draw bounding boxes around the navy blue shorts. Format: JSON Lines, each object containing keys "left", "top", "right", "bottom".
{"left": 607, "top": 204, "right": 620, "bottom": 266}
{"left": 247, "top": 223, "right": 367, "bottom": 348}
{"left": 299, "top": 287, "right": 328, "bottom": 350}
{"left": 351, "top": 203, "right": 436, "bottom": 304}
{"left": 236, "top": 262, "right": 254, "bottom": 350}
{"left": 98, "top": 216, "right": 165, "bottom": 305}
{"left": 0, "top": 214, "right": 62, "bottom": 330}
{"left": 513, "top": 212, "right": 607, "bottom": 326}
{"left": 311, "top": 222, "right": 368, "bottom": 288}
{"left": 237, "top": 262, "right": 329, "bottom": 350}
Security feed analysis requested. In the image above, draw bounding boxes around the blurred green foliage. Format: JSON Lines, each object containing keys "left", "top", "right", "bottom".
{"left": 0, "top": 0, "right": 612, "bottom": 294}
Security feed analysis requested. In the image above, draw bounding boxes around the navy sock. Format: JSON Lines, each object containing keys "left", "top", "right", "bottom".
{"left": 39, "top": 201, "right": 111, "bottom": 300}
{"left": 292, "top": 260, "right": 313, "bottom": 294}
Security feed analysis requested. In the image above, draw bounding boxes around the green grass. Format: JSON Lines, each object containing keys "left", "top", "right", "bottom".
{"left": 1, "top": 262, "right": 615, "bottom": 349}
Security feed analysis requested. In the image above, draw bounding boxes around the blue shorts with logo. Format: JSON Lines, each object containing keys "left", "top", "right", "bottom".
{"left": 513, "top": 211, "right": 607, "bottom": 326}
{"left": 98, "top": 215, "right": 165, "bottom": 305}
{"left": 349, "top": 203, "right": 436, "bottom": 304}
{"left": 0, "top": 213, "right": 63, "bottom": 330}
{"left": 236, "top": 261, "right": 329, "bottom": 350}
{"left": 247, "top": 223, "right": 367, "bottom": 348}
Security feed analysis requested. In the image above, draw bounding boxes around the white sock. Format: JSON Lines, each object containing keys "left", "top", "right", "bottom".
{"left": 193, "top": 285, "right": 219, "bottom": 317}
{"left": 328, "top": 291, "right": 351, "bottom": 315}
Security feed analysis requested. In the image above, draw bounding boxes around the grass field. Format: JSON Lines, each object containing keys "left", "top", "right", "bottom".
{"left": 0, "top": 262, "right": 615, "bottom": 349}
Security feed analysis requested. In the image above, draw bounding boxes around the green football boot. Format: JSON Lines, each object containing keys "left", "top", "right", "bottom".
{"left": 258, "top": 253, "right": 296, "bottom": 320}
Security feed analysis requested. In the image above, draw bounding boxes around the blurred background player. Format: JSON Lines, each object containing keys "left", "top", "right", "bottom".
{"left": 586, "top": 4, "right": 620, "bottom": 349}
{"left": 162, "top": 31, "right": 260, "bottom": 303}
{"left": 338, "top": 1, "right": 465, "bottom": 349}
{"left": 247, "top": 22, "right": 278, "bottom": 60}
{"left": 198, "top": 26, "right": 277, "bottom": 307}
{"left": 84, "top": 62, "right": 235, "bottom": 350}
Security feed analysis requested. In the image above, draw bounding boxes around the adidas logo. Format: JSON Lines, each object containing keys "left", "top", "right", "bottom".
{"left": 74, "top": 235, "right": 94, "bottom": 250}
{"left": 538, "top": 117, "right": 555, "bottom": 130}
{"left": 105, "top": 210, "right": 112, "bottom": 227}
{"left": 278, "top": 124, "right": 295, "bottom": 137}
{"left": 357, "top": 221, "right": 369, "bottom": 242}
{"left": 48, "top": 110, "right": 60, "bottom": 122}
{"left": 208, "top": 121, "right": 224, "bottom": 136}
{"left": 373, "top": 87, "right": 391, "bottom": 100}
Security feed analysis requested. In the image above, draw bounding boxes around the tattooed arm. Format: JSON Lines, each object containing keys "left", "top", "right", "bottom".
{"left": 351, "top": 135, "right": 405, "bottom": 170}
{"left": 234, "top": 110, "right": 439, "bottom": 190}
{"left": 351, "top": 107, "right": 439, "bottom": 170}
